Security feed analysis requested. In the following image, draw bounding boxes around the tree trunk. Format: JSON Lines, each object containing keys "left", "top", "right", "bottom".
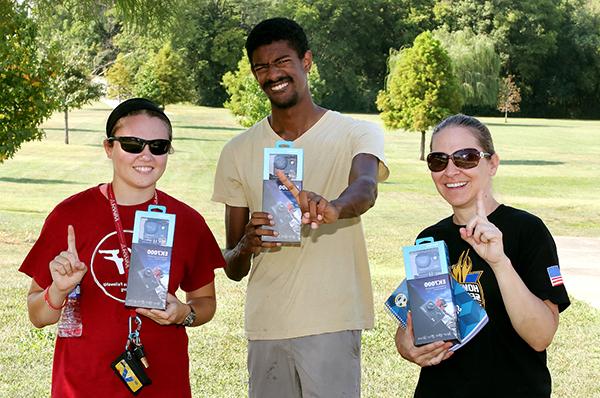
{"left": 504, "top": 109, "right": 508, "bottom": 123}
{"left": 420, "top": 130, "right": 426, "bottom": 161}
{"left": 64, "top": 108, "right": 69, "bottom": 145}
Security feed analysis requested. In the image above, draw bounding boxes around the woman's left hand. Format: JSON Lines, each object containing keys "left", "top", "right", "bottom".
{"left": 460, "top": 192, "right": 509, "bottom": 269}
{"left": 135, "top": 293, "right": 188, "bottom": 326}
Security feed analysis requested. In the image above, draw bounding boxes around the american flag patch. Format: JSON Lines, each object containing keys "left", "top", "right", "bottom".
{"left": 547, "top": 265, "right": 564, "bottom": 287}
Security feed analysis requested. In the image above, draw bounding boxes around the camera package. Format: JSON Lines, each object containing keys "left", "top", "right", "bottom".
{"left": 407, "top": 274, "right": 460, "bottom": 345}
{"left": 125, "top": 205, "right": 175, "bottom": 310}
{"left": 385, "top": 276, "right": 488, "bottom": 351}
{"left": 262, "top": 140, "right": 304, "bottom": 243}
{"left": 403, "top": 238, "right": 459, "bottom": 345}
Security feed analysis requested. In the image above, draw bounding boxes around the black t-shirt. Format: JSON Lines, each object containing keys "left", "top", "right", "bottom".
{"left": 414, "top": 205, "right": 570, "bottom": 398}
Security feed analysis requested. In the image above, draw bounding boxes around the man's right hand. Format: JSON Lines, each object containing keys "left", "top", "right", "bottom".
{"left": 49, "top": 225, "right": 87, "bottom": 294}
{"left": 238, "top": 211, "right": 282, "bottom": 255}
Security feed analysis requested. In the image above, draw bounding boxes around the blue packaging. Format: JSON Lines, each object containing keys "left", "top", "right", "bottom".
{"left": 125, "top": 205, "right": 175, "bottom": 309}
{"left": 262, "top": 140, "right": 303, "bottom": 243}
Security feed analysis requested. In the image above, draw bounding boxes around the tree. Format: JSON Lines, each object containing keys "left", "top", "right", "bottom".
{"left": 54, "top": 57, "right": 103, "bottom": 144}
{"left": 0, "top": 0, "right": 57, "bottom": 162}
{"left": 173, "top": 0, "right": 247, "bottom": 106}
{"left": 134, "top": 42, "right": 194, "bottom": 108}
{"left": 33, "top": 1, "right": 111, "bottom": 144}
{"left": 497, "top": 74, "right": 521, "bottom": 123}
{"left": 433, "top": 29, "right": 500, "bottom": 109}
{"left": 280, "top": 0, "right": 433, "bottom": 112}
{"left": 222, "top": 50, "right": 325, "bottom": 127}
{"left": 106, "top": 53, "right": 135, "bottom": 101}
{"left": 377, "top": 31, "right": 463, "bottom": 160}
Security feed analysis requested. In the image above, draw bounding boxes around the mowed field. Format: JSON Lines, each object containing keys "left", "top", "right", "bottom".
{"left": 1, "top": 102, "right": 599, "bottom": 397}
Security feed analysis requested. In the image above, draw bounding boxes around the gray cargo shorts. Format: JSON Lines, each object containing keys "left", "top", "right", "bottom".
{"left": 248, "top": 330, "right": 361, "bottom": 398}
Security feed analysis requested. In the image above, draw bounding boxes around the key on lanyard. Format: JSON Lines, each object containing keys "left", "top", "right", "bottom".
{"left": 127, "top": 313, "right": 149, "bottom": 368}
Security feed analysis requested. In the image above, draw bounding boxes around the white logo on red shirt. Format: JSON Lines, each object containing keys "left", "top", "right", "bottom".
{"left": 90, "top": 230, "right": 133, "bottom": 302}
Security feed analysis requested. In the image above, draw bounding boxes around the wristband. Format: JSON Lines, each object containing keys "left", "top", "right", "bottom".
{"left": 43, "top": 286, "right": 66, "bottom": 310}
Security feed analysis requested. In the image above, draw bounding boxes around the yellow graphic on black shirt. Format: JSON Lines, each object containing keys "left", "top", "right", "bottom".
{"left": 451, "top": 249, "right": 486, "bottom": 307}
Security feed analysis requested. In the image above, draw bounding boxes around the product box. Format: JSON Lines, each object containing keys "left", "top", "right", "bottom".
{"left": 407, "top": 274, "right": 460, "bottom": 346}
{"left": 400, "top": 237, "right": 459, "bottom": 345}
{"left": 384, "top": 277, "right": 488, "bottom": 351}
{"left": 262, "top": 140, "right": 303, "bottom": 243}
{"left": 125, "top": 205, "right": 175, "bottom": 310}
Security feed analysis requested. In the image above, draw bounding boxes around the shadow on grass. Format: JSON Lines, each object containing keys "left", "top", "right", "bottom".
{"left": 173, "top": 137, "right": 228, "bottom": 142}
{"left": 44, "top": 128, "right": 102, "bottom": 133}
{"left": 175, "top": 125, "right": 243, "bottom": 132}
{"left": 0, "top": 177, "right": 81, "bottom": 185}
{"left": 486, "top": 122, "right": 573, "bottom": 129}
{"left": 502, "top": 160, "right": 564, "bottom": 166}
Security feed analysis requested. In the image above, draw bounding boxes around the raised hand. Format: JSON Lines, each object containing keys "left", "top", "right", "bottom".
{"left": 275, "top": 169, "right": 340, "bottom": 229}
{"left": 394, "top": 312, "right": 454, "bottom": 367}
{"left": 49, "top": 225, "right": 87, "bottom": 293}
{"left": 459, "top": 192, "right": 507, "bottom": 268}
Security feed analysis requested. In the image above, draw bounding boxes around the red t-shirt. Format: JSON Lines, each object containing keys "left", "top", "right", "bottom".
{"left": 20, "top": 186, "right": 225, "bottom": 397}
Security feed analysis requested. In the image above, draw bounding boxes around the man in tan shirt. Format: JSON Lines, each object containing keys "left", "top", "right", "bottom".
{"left": 212, "top": 17, "right": 389, "bottom": 398}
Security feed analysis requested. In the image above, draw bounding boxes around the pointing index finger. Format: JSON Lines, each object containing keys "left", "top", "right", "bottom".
{"left": 67, "top": 225, "right": 79, "bottom": 260}
{"left": 275, "top": 169, "right": 300, "bottom": 201}
{"left": 476, "top": 191, "right": 487, "bottom": 219}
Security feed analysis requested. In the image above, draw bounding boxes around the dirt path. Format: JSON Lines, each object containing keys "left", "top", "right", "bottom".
{"left": 555, "top": 236, "right": 600, "bottom": 309}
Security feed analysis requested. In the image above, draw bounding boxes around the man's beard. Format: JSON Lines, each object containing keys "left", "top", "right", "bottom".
{"left": 269, "top": 93, "right": 299, "bottom": 109}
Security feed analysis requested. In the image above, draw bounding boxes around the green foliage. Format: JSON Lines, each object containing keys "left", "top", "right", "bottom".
{"left": 377, "top": 31, "right": 462, "bottom": 159}
{"left": 526, "top": 0, "right": 600, "bottom": 117}
{"left": 173, "top": 0, "right": 247, "bottom": 106}
{"left": 280, "top": 0, "right": 432, "bottom": 112}
{"left": 134, "top": 42, "right": 194, "bottom": 108}
{"left": 32, "top": 1, "right": 105, "bottom": 143}
{"left": 221, "top": 56, "right": 269, "bottom": 128}
{"left": 53, "top": 57, "right": 103, "bottom": 144}
{"left": 222, "top": 51, "right": 325, "bottom": 127}
{"left": 25, "top": 0, "right": 600, "bottom": 117}
{"left": 106, "top": 53, "right": 135, "bottom": 100}
{"left": 0, "top": 0, "right": 57, "bottom": 162}
{"left": 32, "top": 1, "right": 120, "bottom": 76}
{"left": 54, "top": 57, "right": 103, "bottom": 114}
{"left": 433, "top": 29, "right": 500, "bottom": 107}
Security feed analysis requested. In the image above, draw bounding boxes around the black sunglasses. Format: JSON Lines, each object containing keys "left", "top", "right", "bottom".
{"left": 427, "top": 148, "right": 492, "bottom": 172}
{"left": 108, "top": 136, "right": 172, "bottom": 155}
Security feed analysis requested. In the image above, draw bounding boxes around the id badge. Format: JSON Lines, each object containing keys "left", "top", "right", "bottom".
{"left": 125, "top": 205, "right": 175, "bottom": 310}
{"left": 111, "top": 351, "right": 152, "bottom": 395}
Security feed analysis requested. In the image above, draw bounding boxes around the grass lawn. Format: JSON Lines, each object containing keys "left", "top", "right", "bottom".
{"left": 1, "top": 102, "right": 599, "bottom": 397}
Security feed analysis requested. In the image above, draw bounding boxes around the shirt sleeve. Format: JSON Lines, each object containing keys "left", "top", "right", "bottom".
{"left": 517, "top": 216, "right": 570, "bottom": 312}
{"left": 211, "top": 140, "right": 249, "bottom": 207}
{"left": 350, "top": 120, "right": 390, "bottom": 182}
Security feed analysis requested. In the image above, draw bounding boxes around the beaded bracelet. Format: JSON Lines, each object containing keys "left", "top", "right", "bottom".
{"left": 43, "top": 286, "right": 66, "bottom": 310}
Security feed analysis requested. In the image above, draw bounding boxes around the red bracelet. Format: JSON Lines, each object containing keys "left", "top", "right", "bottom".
{"left": 43, "top": 286, "right": 66, "bottom": 310}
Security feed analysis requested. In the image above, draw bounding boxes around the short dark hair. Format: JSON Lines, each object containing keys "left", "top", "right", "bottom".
{"left": 245, "top": 18, "right": 309, "bottom": 62}
{"left": 106, "top": 98, "right": 172, "bottom": 140}
{"left": 431, "top": 114, "right": 495, "bottom": 154}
